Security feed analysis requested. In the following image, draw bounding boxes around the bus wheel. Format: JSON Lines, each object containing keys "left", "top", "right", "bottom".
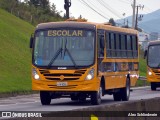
{"left": 113, "top": 91, "right": 121, "bottom": 101}
{"left": 40, "top": 91, "right": 51, "bottom": 105}
{"left": 79, "top": 97, "right": 86, "bottom": 102}
{"left": 70, "top": 94, "right": 78, "bottom": 101}
{"left": 91, "top": 85, "right": 102, "bottom": 105}
{"left": 151, "top": 82, "right": 156, "bottom": 91}
{"left": 121, "top": 78, "right": 130, "bottom": 101}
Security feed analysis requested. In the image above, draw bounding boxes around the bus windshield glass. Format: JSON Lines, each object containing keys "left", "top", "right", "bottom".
{"left": 33, "top": 29, "right": 95, "bottom": 67}
{"left": 148, "top": 45, "right": 160, "bottom": 68}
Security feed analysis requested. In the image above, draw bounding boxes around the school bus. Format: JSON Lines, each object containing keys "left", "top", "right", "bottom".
{"left": 30, "top": 19, "right": 139, "bottom": 105}
{"left": 144, "top": 40, "right": 160, "bottom": 90}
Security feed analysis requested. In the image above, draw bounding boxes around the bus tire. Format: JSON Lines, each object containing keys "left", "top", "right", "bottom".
{"left": 113, "top": 91, "right": 121, "bottom": 101}
{"left": 91, "top": 85, "right": 102, "bottom": 105}
{"left": 121, "top": 78, "right": 130, "bottom": 101}
{"left": 70, "top": 94, "right": 78, "bottom": 101}
{"left": 40, "top": 91, "right": 51, "bottom": 105}
{"left": 101, "top": 77, "right": 105, "bottom": 96}
{"left": 79, "top": 97, "right": 86, "bottom": 102}
{"left": 151, "top": 82, "right": 156, "bottom": 91}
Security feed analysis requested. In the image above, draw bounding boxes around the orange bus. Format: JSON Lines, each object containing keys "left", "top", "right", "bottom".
{"left": 30, "top": 20, "right": 139, "bottom": 105}
{"left": 144, "top": 40, "right": 160, "bottom": 90}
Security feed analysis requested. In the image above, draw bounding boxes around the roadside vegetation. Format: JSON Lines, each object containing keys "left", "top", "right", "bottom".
{"left": 136, "top": 49, "right": 148, "bottom": 86}
{"left": 0, "top": 0, "right": 64, "bottom": 26}
{"left": 0, "top": 8, "right": 34, "bottom": 93}
{"left": 0, "top": 0, "right": 64, "bottom": 94}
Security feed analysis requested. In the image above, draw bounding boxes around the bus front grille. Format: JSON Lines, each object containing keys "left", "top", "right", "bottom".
{"left": 48, "top": 85, "right": 77, "bottom": 89}
{"left": 152, "top": 69, "right": 160, "bottom": 76}
{"left": 39, "top": 69, "right": 86, "bottom": 81}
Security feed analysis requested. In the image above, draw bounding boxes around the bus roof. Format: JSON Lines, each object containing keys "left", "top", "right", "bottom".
{"left": 36, "top": 21, "right": 96, "bottom": 30}
{"left": 148, "top": 40, "right": 160, "bottom": 46}
{"left": 36, "top": 21, "right": 137, "bottom": 35}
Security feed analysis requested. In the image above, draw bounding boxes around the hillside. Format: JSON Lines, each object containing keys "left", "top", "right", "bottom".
{"left": 116, "top": 9, "right": 160, "bottom": 33}
{"left": 0, "top": 8, "right": 34, "bottom": 93}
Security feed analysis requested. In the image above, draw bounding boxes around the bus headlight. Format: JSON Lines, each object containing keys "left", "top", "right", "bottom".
{"left": 148, "top": 68, "right": 152, "bottom": 76}
{"left": 32, "top": 68, "right": 40, "bottom": 80}
{"left": 148, "top": 71, "right": 152, "bottom": 75}
{"left": 85, "top": 68, "right": 94, "bottom": 80}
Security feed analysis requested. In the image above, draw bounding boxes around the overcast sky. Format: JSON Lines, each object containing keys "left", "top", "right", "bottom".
{"left": 52, "top": 0, "right": 160, "bottom": 23}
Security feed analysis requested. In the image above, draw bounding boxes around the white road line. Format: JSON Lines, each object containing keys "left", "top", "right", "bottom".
{"left": 0, "top": 101, "right": 39, "bottom": 107}
{"left": 131, "top": 86, "right": 150, "bottom": 90}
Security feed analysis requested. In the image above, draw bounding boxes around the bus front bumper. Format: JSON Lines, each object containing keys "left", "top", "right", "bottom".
{"left": 147, "top": 76, "right": 160, "bottom": 83}
{"left": 32, "top": 80, "right": 100, "bottom": 91}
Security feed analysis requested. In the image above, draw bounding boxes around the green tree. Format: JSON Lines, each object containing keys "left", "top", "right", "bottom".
{"left": 0, "top": 0, "right": 64, "bottom": 25}
{"left": 28, "top": 0, "right": 39, "bottom": 7}
{"left": 28, "top": 0, "right": 49, "bottom": 9}
{"left": 109, "top": 18, "right": 116, "bottom": 26}
{"left": 39, "top": 0, "right": 49, "bottom": 9}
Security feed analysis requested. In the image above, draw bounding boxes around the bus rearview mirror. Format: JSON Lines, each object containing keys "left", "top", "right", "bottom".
{"left": 30, "top": 35, "right": 34, "bottom": 48}
{"left": 144, "top": 50, "right": 147, "bottom": 59}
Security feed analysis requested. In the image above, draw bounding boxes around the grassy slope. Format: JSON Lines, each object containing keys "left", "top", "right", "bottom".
{"left": 136, "top": 58, "right": 148, "bottom": 86}
{"left": 0, "top": 8, "right": 34, "bottom": 93}
{"left": 139, "top": 58, "right": 147, "bottom": 76}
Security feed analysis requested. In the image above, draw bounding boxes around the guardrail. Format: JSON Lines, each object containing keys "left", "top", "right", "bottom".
{"left": 138, "top": 76, "right": 147, "bottom": 86}
{"left": 139, "top": 76, "right": 147, "bottom": 81}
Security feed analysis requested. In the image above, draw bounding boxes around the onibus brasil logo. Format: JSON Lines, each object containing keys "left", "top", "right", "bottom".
{"left": 91, "top": 114, "right": 99, "bottom": 120}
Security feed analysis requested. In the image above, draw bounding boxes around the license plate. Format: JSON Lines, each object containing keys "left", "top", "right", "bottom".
{"left": 57, "top": 82, "right": 68, "bottom": 86}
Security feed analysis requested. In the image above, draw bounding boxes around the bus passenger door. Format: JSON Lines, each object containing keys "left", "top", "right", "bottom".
{"left": 97, "top": 30, "right": 105, "bottom": 73}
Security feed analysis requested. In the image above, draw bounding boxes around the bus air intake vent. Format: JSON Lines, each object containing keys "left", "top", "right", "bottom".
{"left": 152, "top": 69, "right": 160, "bottom": 76}
{"left": 41, "top": 69, "right": 86, "bottom": 81}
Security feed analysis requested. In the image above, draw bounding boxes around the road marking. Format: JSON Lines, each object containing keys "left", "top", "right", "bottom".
{"left": 131, "top": 86, "right": 150, "bottom": 90}
{"left": 0, "top": 101, "right": 38, "bottom": 107}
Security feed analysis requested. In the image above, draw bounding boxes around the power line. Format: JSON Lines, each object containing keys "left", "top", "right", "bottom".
{"left": 97, "top": 0, "right": 123, "bottom": 19}
{"left": 79, "top": 0, "right": 110, "bottom": 20}
{"left": 119, "top": 0, "right": 131, "bottom": 4}
{"left": 86, "top": 0, "right": 112, "bottom": 19}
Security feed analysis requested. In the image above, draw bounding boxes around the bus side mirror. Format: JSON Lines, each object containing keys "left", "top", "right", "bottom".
{"left": 30, "top": 35, "right": 34, "bottom": 48}
{"left": 144, "top": 50, "right": 147, "bottom": 59}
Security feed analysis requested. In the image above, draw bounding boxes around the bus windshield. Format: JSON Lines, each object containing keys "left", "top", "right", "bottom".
{"left": 33, "top": 29, "right": 95, "bottom": 67}
{"left": 148, "top": 45, "right": 160, "bottom": 68}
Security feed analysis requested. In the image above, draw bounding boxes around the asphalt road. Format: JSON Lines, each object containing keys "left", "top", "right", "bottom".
{"left": 0, "top": 86, "right": 159, "bottom": 112}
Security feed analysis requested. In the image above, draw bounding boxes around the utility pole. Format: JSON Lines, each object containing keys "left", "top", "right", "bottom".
{"left": 135, "top": 5, "right": 144, "bottom": 30}
{"left": 122, "top": 13, "right": 126, "bottom": 26}
{"left": 132, "top": 0, "right": 136, "bottom": 29}
{"left": 126, "top": 19, "right": 129, "bottom": 27}
{"left": 64, "top": 0, "right": 71, "bottom": 19}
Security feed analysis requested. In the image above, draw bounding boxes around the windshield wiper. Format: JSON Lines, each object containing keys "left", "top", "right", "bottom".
{"left": 65, "top": 48, "right": 77, "bottom": 68}
{"left": 157, "top": 62, "right": 160, "bottom": 68}
{"left": 48, "top": 39, "right": 77, "bottom": 68}
{"left": 47, "top": 48, "right": 62, "bottom": 68}
{"left": 64, "top": 39, "right": 77, "bottom": 68}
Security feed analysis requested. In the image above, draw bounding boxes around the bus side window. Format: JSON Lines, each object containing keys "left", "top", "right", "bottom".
{"left": 132, "top": 35, "right": 138, "bottom": 58}
{"left": 116, "top": 33, "right": 120, "bottom": 57}
{"left": 110, "top": 33, "right": 116, "bottom": 57}
{"left": 120, "top": 34, "right": 127, "bottom": 58}
{"left": 98, "top": 30, "right": 104, "bottom": 57}
{"left": 127, "top": 35, "right": 132, "bottom": 58}
{"left": 106, "top": 32, "right": 111, "bottom": 57}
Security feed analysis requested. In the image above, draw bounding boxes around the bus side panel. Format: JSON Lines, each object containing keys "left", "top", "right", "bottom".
{"left": 130, "top": 71, "right": 139, "bottom": 86}
{"left": 104, "top": 72, "right": 126, "bottom": 90}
